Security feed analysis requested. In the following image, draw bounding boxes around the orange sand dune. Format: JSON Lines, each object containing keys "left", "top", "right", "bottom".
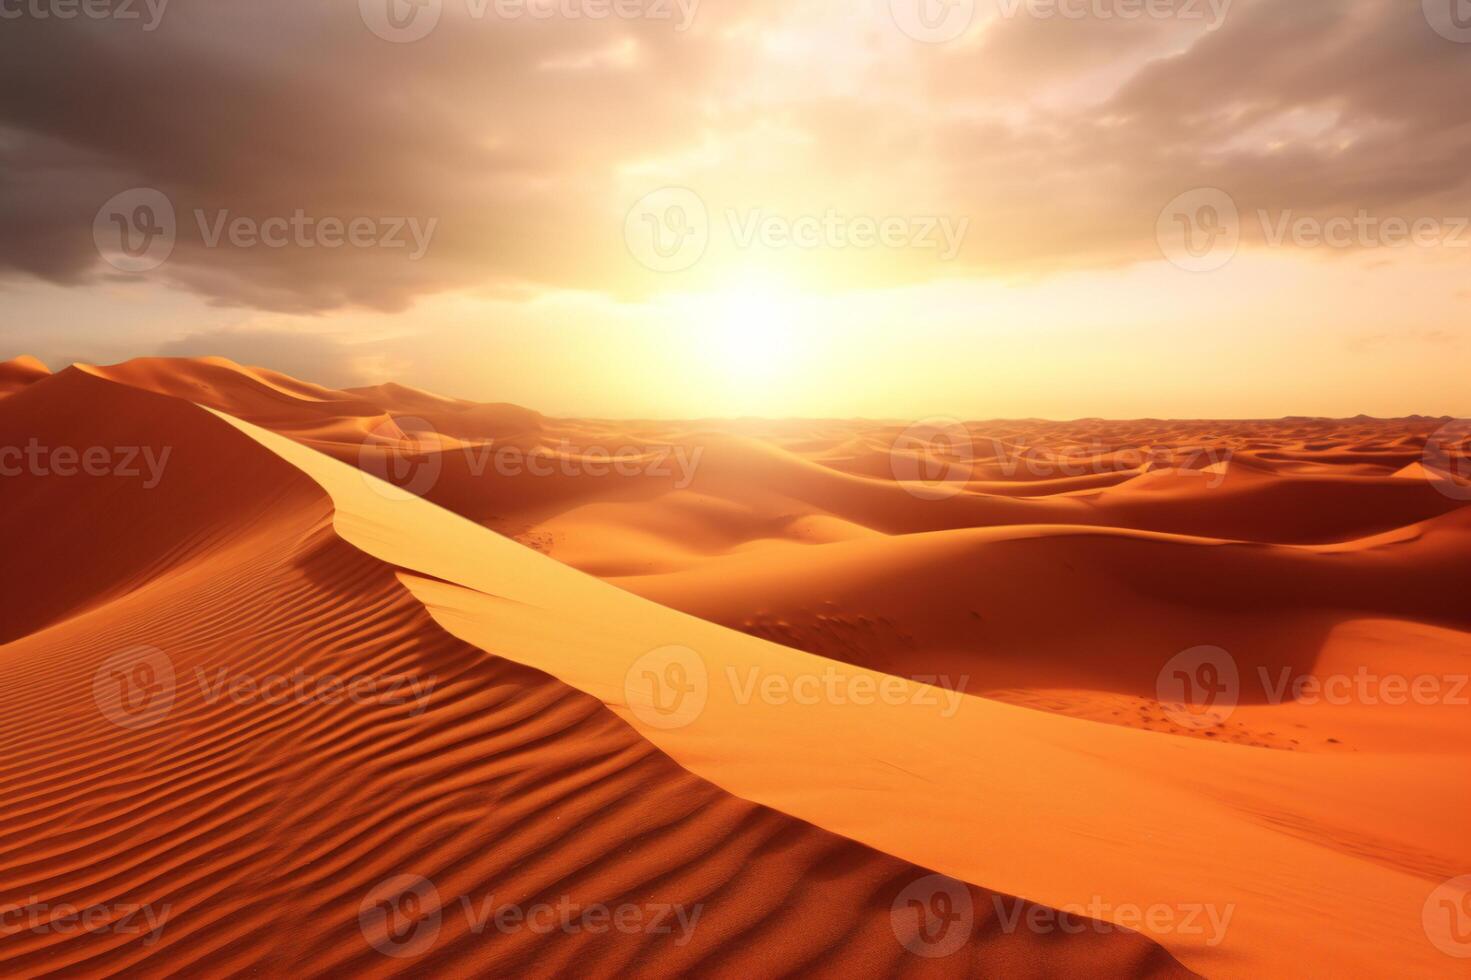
{"left": 211, "top": 403, "right": 1471, "bottom": 979}
{"left": 0, "top": 366, "right": 1186, "bottom": 976}
{"left": 0, "top": 355, "right": 49, "bottom": 396}
{"left": 4, "top": 355, "right": 1468, "bottom": 977}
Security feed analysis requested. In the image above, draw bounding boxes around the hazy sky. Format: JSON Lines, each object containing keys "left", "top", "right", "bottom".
{"left": 1, "top": 0, "right": 1468, "bottom": 418}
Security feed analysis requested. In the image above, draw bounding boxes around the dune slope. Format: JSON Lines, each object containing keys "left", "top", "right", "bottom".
{"left": 212, "top": 405, "right": 1471, "bottom": 979}
{"left": 0, "top": 369, "right": 1186, "bottom": 977}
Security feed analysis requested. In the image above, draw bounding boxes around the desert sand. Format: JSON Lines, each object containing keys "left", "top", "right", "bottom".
{"left": 1, "top": 355, "right": 1467, "bottom": 977}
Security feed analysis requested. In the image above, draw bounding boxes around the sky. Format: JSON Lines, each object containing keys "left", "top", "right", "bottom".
{"left": 1, "top": 0, "right": 1468, "bottom": 419}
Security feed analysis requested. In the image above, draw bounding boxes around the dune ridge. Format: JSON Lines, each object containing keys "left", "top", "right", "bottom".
{"left": 209, "top": 401, "right": 1468, "bottom": 978}
{"left": 0, "top": 367, "right": 1187, "bottom": 977}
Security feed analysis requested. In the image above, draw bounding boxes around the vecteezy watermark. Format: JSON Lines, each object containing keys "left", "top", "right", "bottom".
{"left": 1156, "top": 645, "right": 1239, "bottom": 729}
{"left": 194, "top": 210, "right": 437, "bottom": 259}
{"left": 1256, "top": 666, "right": 1470, "bottom": 708}
{"left": 0, "top": 898, "right": 171, "bottom": 946}
{"left": 358, "top": 874, "right": 702, "bottom": 958}
{"left": 985, "top": 440, "right": 1232, "bottom": 486}
{"left": 623, "top": 646, "right": 710, "bottom": 730}
{"left": 1156, "top": 645, "right": 1471, "bottom": 730}
{"left": 1158, "top": 187, "right": 1471, "bottom": 272}
{"left": 889, "top": 874, "right": 1234, "bottom": 958}
{"left": 93, "top": 188, "right": 437, "bottom": 273}
{"left": 995, "top": 0, "right": 1230, "bottom": 29}
{"left": 94, "top": 188, "right": 176, "bottom": 273}
{"left": 1424, "top": 875, "right": 1471, "bottom": 958}
{"left": 92, "top": 647, "right": 438, "bottom": 729}
{"left": 93, "top": 647, "right": 176, "bottom": 730}
{"left": 624, "top": 188, "right": 969, "bottom": 273}
{"left": 621, "top": 645, "right": 967, "bottom": 730}
{"left": 889, "top": 418, "right": 975, "bottom": 501}
{"left": 358, "top": 0, "right": 699, "bottom": 43}
{"left": 889, "top": 418, "right": 1233, "bottom": 500}
{"left": 192, "top": 667, "right": 438, "bottom": 716}
{"left": 1423, "top": 418, "right": 1471, "bottom": 501}
{"left": 890, "top": 875, "right": 974, "bottom": 957}
{"left": 356, "top": 414, "right": 704, "bottom": 500}
{"left": 359, "top": 415, "right": 443, "bottom": 500}
{"left": 0, "top": 439, "right": 171, "bottom": 488}
{"left": 989, "top": 894, "right": 1234, "bottom": 946}
{"left": 1424, "top": 0, "right": 1471, "bottom": 43}
{"left": 0, "top": 0, "right": 169, "bottom": 30}
{"left": 1156, "top": 188, "right": 1241, "bottom": 273}
{"left": 888, "top": 0, "right": 976, "bottom": 43}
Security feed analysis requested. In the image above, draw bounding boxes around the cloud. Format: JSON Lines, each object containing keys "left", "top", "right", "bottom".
{"left": 0, "top": 0, "right": 1466, "bottom": 313}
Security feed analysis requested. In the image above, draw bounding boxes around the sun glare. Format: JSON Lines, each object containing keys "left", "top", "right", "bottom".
{"left": 675, "top": 280, "right": 807, "bottom": 390}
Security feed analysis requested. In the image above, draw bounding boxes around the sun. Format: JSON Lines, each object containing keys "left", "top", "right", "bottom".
{"left": 711, "top": 288, "right": 800, "bottom": 375}
{"left": 655, "top": 275, "right": 819, "bottom": 410}
{"left": 679, "top": 277, "right": 806, "bottom": 389}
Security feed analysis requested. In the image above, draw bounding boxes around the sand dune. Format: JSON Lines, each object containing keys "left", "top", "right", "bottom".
{"left": 0, "top": 366, "right": 1188, "bottom": 976}
{"left": 3, "top": 356, "right": 1467, "bottom": 977}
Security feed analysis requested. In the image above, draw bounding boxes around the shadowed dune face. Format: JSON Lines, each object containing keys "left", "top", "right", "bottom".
{"left": 0, "top": 364, "right": 1193, "bottom": 977}
{"left": 2, "top": 356, "right": 1468, "bottom": 977}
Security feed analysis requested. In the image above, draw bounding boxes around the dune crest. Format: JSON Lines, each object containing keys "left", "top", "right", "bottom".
{"left": 209, "top": 403, "right": 1470, "bottom": 978}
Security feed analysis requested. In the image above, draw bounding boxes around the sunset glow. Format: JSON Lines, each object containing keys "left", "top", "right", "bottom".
{"left": 1, "top": 0, "right": 1465, "bottom": 418}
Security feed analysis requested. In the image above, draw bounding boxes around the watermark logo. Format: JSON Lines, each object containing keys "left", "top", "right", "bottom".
{"left": 193, "top": 209, "right": 437, "bottom": 258}
{"left": 624, "top": 187, "right": 710, "bottom": 273}
{"left": 476, "top": 440, "right": 703, "bottom": 486}
{"left": 890, "top": 874, "right": 973, "bottom": 957}
{"left": 1157, "top": 187, "right": 1239, "bottom": 273}
{"left": 727, "top": 666, "right": 967, "bottom": 716}
{"left": 1424, "top": 875, "right": 1471, "bottom": 958}
{"left": 359, "top": 0, "right": 443, "bottom": 41}
{"left": 355, "top": 416, "right": 705, "bottom": 498}
{"left": 624, "top": 188, "right": 969, "bottom": 272}
{"left": 889, "top": 0, "right": 975, "bottom": 43}
{"left": 623, "top": 646, "right": 966, "bottom": 729}
{"left": 1257, "top": 666, "right": 1468, "bottom": 708}
{"left": 992, "top": 895, "right": 1234, "bottom": 946}
{"left": 94, "top": 188, "right": 176, "bottom": 273}
{"left": 1423, "top": 419, "right": 1471, "bottom": 501}
{"left": 360, "top": 874, "right": 443, "bottom": 958}
{"left": 979, "top": 438, "right": 1232, "bottom": 486}
{"left": 0, "top": 898, "right": 170, "bottom": 945}
{"left": 359, "top": 875, "right": 702, "bottom": 956}
{"left": 624, "top": 645, "right": 708, "bottom": 729}
{"left": 724, "top": 208, "right": 968, "bottom": 260}
{"left": 93, "top": 646, "right": 175, "bottom": 730}
{"left": 1156, "top": 645, "right": 1238, "bottom": 729}
{"left": 1258, "top": 211, "right": 1470, "bottom": 251}
{"left": 359, "top": 415, "right": 443, "bottom": 499}
{"left": 995, "top": 0, "right": 1230, "bottom": 29}
{"left": 0, "top": 0, "right": 170, "bottom": 30}
{"left": 0, "top": 440, "right": 171, "bottom": 487}
{"left": 361, "top": 0, "right": 698, "bottom": 42}
{"left": 1424, "top": 0, "right": 1471, "bottom": 43}
{"left": 890, "top": 418, "right": 973, "bottom": 500}
{"left": 1160, "top": 187, "right": 1471, "bottom": 270}
{"left": 192, "top": 668, "right": 438, "bottom": 715}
